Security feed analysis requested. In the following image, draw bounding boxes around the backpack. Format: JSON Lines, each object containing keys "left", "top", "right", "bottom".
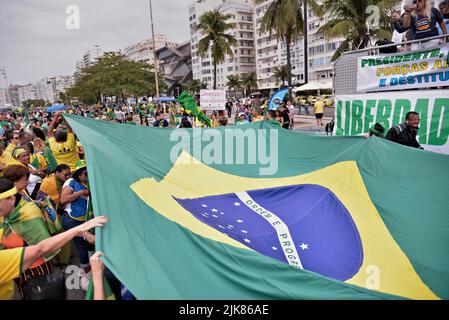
{"left": 325, "top": 118, "right": 335, "bottom": 135}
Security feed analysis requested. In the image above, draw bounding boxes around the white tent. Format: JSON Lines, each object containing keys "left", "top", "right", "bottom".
{"left": 293, "top": 80, "right": 333, "bottom": 92}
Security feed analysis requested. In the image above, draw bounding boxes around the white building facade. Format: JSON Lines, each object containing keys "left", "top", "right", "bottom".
{"left": 18, "top": 84, "right": 38, "bottom": 103}
{"left": 122, "top": 34, "right": 175, "bottom": 65}
{"left": 76, "top": 45, "right": 104, "bottom": 73}
{"left": 0, "top": 68, "right": 10, "bottom": 107}
{"left": 189, "top": 0, "right": 256, "bottom": 91}
{"left": 254, "top": 0, "right": 344, "bottom": 91}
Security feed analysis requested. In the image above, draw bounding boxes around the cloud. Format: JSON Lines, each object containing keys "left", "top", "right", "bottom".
{"left": 0, "top": 0, "right": 192, "bottom": 84}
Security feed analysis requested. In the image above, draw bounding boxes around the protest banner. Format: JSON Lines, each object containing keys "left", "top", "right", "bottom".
{"left": 200, "top": 90, "right": 226, "bottom": 111}
{"left": 357, "top": 44, "right": 449, "bottom": 93}
{"left": 334, "top": 90, "right": 449, "bottom": 154}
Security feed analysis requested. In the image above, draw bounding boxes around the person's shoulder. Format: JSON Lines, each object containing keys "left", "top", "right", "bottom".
{"left": 431, "top": 7, "right": 441, "bottom": 15}
{"left": 41, "top": 175, "right": 55, "bottom": 185}
{"left": 63, "top": 178, "right": 75, "bottom": 189}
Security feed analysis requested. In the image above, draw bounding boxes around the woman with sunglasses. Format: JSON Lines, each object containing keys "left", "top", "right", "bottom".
{"left": 402, "top": 0, "right": 447, "bottom": 50}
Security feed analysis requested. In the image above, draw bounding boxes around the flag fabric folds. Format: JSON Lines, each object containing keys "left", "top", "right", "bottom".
{"left": 268, "top": 88, "right": 288, "bottom": 110}
{"left": 64, "top": 115, "right": 449, "bottom": 300}
{"left": 177, "top": 91, "right": 211, "bottom": 127}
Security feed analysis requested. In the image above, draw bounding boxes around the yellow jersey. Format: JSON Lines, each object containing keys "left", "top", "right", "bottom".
{"left": 314, "top": 100, "right": 325, "bottom": 114}
{"left": 48, "top": 133, "right": 80, "bottom": 171}
{"left": 0, "top": 247, "right": 24, "bottom": 300}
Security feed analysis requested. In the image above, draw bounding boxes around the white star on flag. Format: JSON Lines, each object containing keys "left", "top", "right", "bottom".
{"left": 202, "top": 204, "right": 207, "bottom": 208}
{"left": 212, "top": 215, "right": 218, "bottom": 218}
{"left": 272, "top": 247, "right": 278, "bottom": 251}
{"left": 228, "top": 225, "right": 234, "bottom": 229}
{"left": 220, "top": 212, "right": 225, "bottom": 215}
{"left": 234, "top": 202, "right": 240, "bottom": 206}
{"left": 218, "top": 225, "right": 225, "bottom": 229}
{"left": 236, "top": 219, "right": 243, "bottom": 223}
{"left": 211, "top": 209, "right": 218, "bottom": 212}
{"left": 244, "top": 238, "right": 251, "bottom": 243}
{"left": 300, "top": 243, "right": 309, "bottom": 250}
{"left": 241, "top": 230, "right": 248, "bottom": 234}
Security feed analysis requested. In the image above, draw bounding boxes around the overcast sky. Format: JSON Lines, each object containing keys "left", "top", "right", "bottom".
{"left": 0, "top": 0, "right": 193, "bottom": 85}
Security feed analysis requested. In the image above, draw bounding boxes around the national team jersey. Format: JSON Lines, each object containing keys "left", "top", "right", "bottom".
{"left": 63, "top": 178, "right": 88, "bottom": 221}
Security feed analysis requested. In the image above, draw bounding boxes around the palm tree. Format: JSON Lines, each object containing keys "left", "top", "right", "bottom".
{"left": 273, "top": 65, "right": 289, "bottom": 88}
{"left": 226, "top": 75, "right": 241, "bottom": 97}
{"left": 254, "top": 0, "right": 320, "bottom": 99}
{"left": 195, "top": 9, "right": 237, "bottom": 90}
{"left": 200, "top": 81, "right": 209, "bottom": 90}
{"left": 240, "top": 72, "right": 257, "bottom": 97}
{"left": 316, "top": 0, "right": 396, "bottom": 61}
{"left": 184, "top": 79, "right": 202, "bottom": 95}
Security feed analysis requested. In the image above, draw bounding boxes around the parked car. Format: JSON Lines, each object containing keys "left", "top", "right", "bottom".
{"left": 321, "top": 95, "right": 335, "bottom": 107}
{"left": 307, "top": 96, "right": 318, "bottom": 104}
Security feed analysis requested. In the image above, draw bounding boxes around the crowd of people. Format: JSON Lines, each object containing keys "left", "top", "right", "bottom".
{"left": 391, "top": 0, "right": 448, "bottom": 50}
{"left": 0, "top": 90, "right": 426, "bottom": 301}
{"left": 0, "top": 108, "right": 136, "bottom": 300}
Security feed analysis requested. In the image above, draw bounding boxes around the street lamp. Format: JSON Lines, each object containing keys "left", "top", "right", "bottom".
{"left": 149, "top": 0, "right": 160, "bottom": 99}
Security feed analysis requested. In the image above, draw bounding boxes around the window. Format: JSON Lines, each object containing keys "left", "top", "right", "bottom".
{"left": 327, "top": 42, "right": 337, "bottom": 51}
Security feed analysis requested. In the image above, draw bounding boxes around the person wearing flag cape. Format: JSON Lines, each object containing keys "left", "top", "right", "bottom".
{"left": 0, "top": 178, "right": 108, "bottom": 300}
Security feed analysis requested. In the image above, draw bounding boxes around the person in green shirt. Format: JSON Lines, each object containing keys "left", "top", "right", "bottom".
{"left": 125, "top": 115, "right": 136, "bottom": 125}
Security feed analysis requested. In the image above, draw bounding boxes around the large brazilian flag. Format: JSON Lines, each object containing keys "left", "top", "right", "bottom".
{"left": 65, "top": 115, "right": 449, "bottom": 300}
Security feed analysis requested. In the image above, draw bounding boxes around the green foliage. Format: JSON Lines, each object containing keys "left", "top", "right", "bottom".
{"left": 316, "top": 0, "right": 397, "bottom": 61}
{"left": 226, "top": 75, "right": 242, "bottom": 96}
{"left": 273, "top": 65, "right": 289, "bottom": 87}
{"left": 254, "top": 0, "right": 320, "bottom": 97}
{"left": 183, "top": 79, "right": 204, "bottom": 95}
{"left": 22, "top": 99, "right": 46, "bottom": 109}
{"left": 195, "top": 9, "right": 237, "bottom": 89}
{"left": 240, "top": 72, "right": 258, "bottom": 96}
{"left": 67, "top": 52, "right": 166, "bottom": 104}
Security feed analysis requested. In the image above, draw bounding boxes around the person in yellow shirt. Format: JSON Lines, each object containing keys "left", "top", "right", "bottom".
{"left": 314, "top": 99, "right": 325, "bottom": 127}
{"left": 47, "top": 112, "right": 80, "bottom": 171}
{"left": 252, "top": 110, "right": 265, "bottom": 123}
{"left": 0, "top": 142, "right": 22, "bottom": 178}
{"left": 0, "top": 179, "right": 108, "bottom": 300}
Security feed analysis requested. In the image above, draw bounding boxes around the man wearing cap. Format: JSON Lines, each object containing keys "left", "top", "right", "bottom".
{"left": 236, "top": 112, "right": 249, "bottom": 126}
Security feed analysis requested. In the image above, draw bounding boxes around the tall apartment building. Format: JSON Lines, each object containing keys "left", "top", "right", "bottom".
{"left": 18, "top": 84, "right": 38, "bottom": 103}
{"left": 189, "top": 0, "right": 256, "bottom": 91}
{"left": 76, "top": 45, "right": 104, "bottom": 73}
{"left": 15, "top": 75, "right": 75, "bottom": 105}
{"left": 306, "top": 3, "right": 344, "bottom": 82}
{"left": 0, "top": 68, "right": 10, "bottom": 107}
{"left": 122, "top": 34, "right": 175, "bottom": 65}
{"left": 254, "top": 0, "right": 344, "bottom": 92}
{"left": 7, "top": 85, "right": 20, "bottom": 107}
